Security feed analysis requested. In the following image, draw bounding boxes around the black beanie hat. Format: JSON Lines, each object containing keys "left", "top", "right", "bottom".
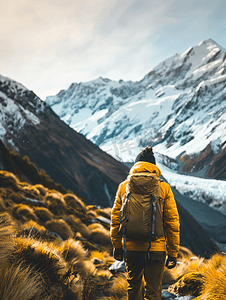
{"left": 135, "top": 146, "right": 156, "bottom": 165}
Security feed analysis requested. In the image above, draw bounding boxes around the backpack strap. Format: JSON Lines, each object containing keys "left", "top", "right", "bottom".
{"left": 145, "top": 194, "right": 157, "bottom": 261}
{"left": 120, "top": 191, "right": 131, "bottom": 261}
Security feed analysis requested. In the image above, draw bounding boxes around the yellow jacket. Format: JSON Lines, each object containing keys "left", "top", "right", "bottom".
{"left": 110, "top": 161, "right": 180, "bottom": 257}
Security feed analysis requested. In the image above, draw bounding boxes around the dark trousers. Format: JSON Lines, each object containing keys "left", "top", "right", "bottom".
{"left": 126, "top": 251, "right": 166, "bottom": 300}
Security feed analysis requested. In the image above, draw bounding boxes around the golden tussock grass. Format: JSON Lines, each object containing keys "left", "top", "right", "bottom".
{"left": 168, "top": 271, "right": 205, "bottom": 296}
{"left": 196, "top": 253, "right": 226, "bottom": 300}
{"left": 0, "top": 197, "right": 6, "bottom": 212}
{"left": 13, "top": 236, "right": 68, "bottom": 285}
{"left": 34, "top": 184, "right": 47, "bottom": 196}
{"left": 69, "top": 215, "right": 91, "bottom": 239}
{"left": 22, "top": 220, "right": 47, "bottom": 234}
{"left": 171, "top": 256, "right": 206, "bottom": 279}
{"left": 0, "top": 171, "right": 19, "bottom": 188}
{"left": 178, "top": 246, "right": 194, "bottom": 259}
{"left": 96, "top": 207, "right": 111, "bottom": 219}
{"left": 90, "top": 250, "right": 106, "bottom": 262}
{"left": 0, "top": 213, "right": 15, "bottom": 266}
{"left": 100, "top": 273, "right": 128, "bottom": 300}
{"left": 45, "top": 218, "right": 74, "bottom": 240}
{"left": 72, "top": 258, "right": 96, "bottom": 278}
{"left": 63, "top": 194, "right": 86, "bottom": 213}
{"left": 0, "top": 261, "right": 46, "bottom": 300}
{"left": 13, "top": 203, "right": 38, "bottom": 221}
{"left": 45, "top": 191, "right": 66, "bottom": 208}
{"left": 59, "top": 238, "right": 86, "bottom": 262}
{"left": 34, "top": 207, "right": 53, "bottom": 221}
{"left": 20, "top": 184, "right": 40, "bottom": 197}
{"left": 86, "top": 210, "right": 98, "bottom": 219}
{"left": 89, "top": 223, "right": 111, "bottom": 245}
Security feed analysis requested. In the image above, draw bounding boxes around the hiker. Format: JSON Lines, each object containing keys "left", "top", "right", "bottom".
{"left": 110, "top": 146, "right": 180, "bottom": 300}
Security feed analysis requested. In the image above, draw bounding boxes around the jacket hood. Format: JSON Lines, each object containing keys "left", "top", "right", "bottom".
{"left": 129, "top": 161, "right": 161, "bottom": 178}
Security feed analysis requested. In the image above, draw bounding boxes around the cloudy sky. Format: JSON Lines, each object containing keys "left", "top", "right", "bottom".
{"left": 1, "top": 0, "right": 226, "bottom": 100}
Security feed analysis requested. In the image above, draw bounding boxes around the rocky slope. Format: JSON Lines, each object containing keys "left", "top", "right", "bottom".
{"left": 46, "top": 38, "right": 226, "bottom": 180}
{"left": 0, "top": 74, "right": 128, "bottom": 207}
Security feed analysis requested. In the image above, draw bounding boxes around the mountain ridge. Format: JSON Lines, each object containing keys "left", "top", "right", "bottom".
{"left": 0, "top": 74, "right": 129, "bottom": 207}
{"left": 45, "top": 38, "right": 226, "bottom": 182}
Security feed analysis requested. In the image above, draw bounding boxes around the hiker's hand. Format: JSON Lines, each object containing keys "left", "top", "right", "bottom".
{"left": 166, "top": 256, "right": 177, "bottom": 269}
{"left": 113, "top": 248, "right": 124, "bottom": 261}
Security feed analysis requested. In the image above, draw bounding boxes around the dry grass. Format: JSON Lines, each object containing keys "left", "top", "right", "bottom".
{"left": 0, "top": 171, "right": 19, "bottom": 188}
{"left": 96, "top": 207, "right": 111, "bottom": 219}
{"left": 89, "top": 223, "right": 111, "bottom": 245}
{"left": 45, "top": 219, "right": 74, "bottom": 240}
{"left": 60, "top": 238, "right": 86, "bottom": 262}
{"left": 178, "top": 246, "right": 194, "bottom": 259}
{"left": 86, "top": 210, "right": 98, "bottom": 219}
{"left": 99, "top": 273, "right": 128, "bottom": 300}
{"left": 13, "top": 203, "right": 38, "bottom": 221}
{"left": 0, "top": 261, "right": 46, "bottom": 300}
{"left": 0, "top": 197, "right": 6, "bottom": 212}
{"left": 0, "top": 213, "right": 15, "bottom": 266}
{"left": 196, "top": 253, "right": 226, "bottom": 300}
{"left": 20, "top": 184, "right": 40, "bottom": 197}
{"left": 22, "top": 220, "right": 47, "bottom": 233}
{"left": 1, "top": 170, "right": 226, "bottom": 300}
{"left": 69, "top": 215, "right": 91, "bottom": 239}
{"left": 168, "top": 272, "right": 205, "bottom": 296}
{"left": 171, "top": 256, "right": 206, "bottom": 279}
{"left": 34, "top": 184, "right": 47, "bottom": 196}
{"left": 34, "top": 207, "right": 53, "bottom": 221}
{"left": 45, "top": 191, "right": 66, "bottom": 214}
{"left": 63, "top": 194, "right": 86, "bottom": 213}
{"left": 13, "top": 236, "right": 68, "bottom": 285}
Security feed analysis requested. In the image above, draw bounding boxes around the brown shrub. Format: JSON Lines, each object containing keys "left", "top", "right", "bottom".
{"left": 45, "top": 191, "right": 66, "bottom": 214}
{"left": 60, "top": 238, "right": 86, "bottom": 262}
{"left": 100, "top": 273, "right": 127, "bottom": 300}
{"left": 0, "top": 171, "right": 19, "bottom": 188}
{"left": 13, "top": 204, "right": 38, "bottom": 222}
{"left": 22, "top": 220, "right": 46, "bottom": 234}
{"left": 0, "top": 197, "right": 6, "bottom": 212}
{"left": 88, "top": 223, "right": 111, "bottom": 245}
{"left": 96, "top": 207, "right": 111, "bottom": 219}
{"left": 172, "top": 256, "right": 206, "bottom": 279}
{"left": 63, "top": 194, "right": 86, "bottom": 213}
{"left": 86, "top": 210, "right": 97, "bottom": 220}
{"left": 20, "top": 185, "right": 40, "bottom": 198}
{"left": 45, "top": 219, "right": 74, "bottom": 240}
{"left": 34, "top": 207, "right": 53, "bottom": 222}
{"left": 168, "top": 272, "right": 204, "bottom": 296}
{"left": 72, "top": 259, "right": 96, "bottom": 278}
{"left": 69, "top": 215, "right": 91, "bottom": 239}
{"left": 34, "top": 184, "right": 47, "bottom": 196}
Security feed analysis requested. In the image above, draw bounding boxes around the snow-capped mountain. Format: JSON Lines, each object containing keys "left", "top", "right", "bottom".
{"left": 46, "top": 39, "right": 226, "bottom": 171}
{"left": 45, "top": 38, "right": 226, "bottom": 213}
{"left": 0, "top": 74, "right": 129, "bottom": 207}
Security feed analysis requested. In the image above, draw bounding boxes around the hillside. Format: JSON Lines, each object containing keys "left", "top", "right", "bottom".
{"left": 0, "top": 74, "right": 129, "bottom": 207}
{"left": 0, "top": 170, "right": 224, "bottom": 299}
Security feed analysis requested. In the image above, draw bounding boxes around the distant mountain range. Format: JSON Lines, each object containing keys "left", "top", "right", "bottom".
{"left": 46, "top": 38, "right": 226, "bottom": 180}
{"left": 0, "top": 74, "right": 128, "bottom": 207}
